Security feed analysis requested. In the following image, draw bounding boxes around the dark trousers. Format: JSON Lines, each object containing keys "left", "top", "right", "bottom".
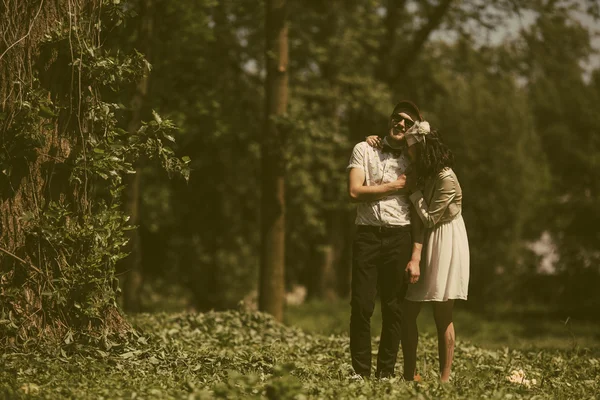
{"left": 350, "top": 225, "right": 411, "bottom": 378}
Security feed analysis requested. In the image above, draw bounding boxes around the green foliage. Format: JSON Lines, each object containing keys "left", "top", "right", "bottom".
{"left": 124, "top": 0, "right": 264, "bottom": 309}
{"left": 0, "top": 0, "right": 189, "bottom": 342}
{"left": 136, "top": 0, "right": 403, "bottom": 305}
{"left": 522, "top": 5, "right": 600, "bottom": 281}
{"left": 0, "top": 309, "right": 598, "bottom": 398}
{"left": 5, "top": 0, "right": 600, "bottom": 338}
{"left": 0, "top": 85, "right": 53, "bottom": 185}
{"left": 286, "top": 300, "right": 600, "bottom": 351}
{"left": 398, "top": 35, "right": 554, "bottom": 300}
{"left": 75, "top": 102, "right": 189, "bottom": 189}
{"left": 22, "top": 202, "right": 128, "bottom": 317}
{"left": 108, "top": 0, "right": 600, "bottom": 311}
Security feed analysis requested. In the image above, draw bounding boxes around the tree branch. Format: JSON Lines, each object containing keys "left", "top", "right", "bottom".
{"left": 391, "top": 0, "right": 454, "bottom": 84}
{"left": 0, "top": 246, "right": 43, "bottom": 274}
{"left": 377, "top": 0, "right": 407, "bottom": 83}
{"left": 0, "top": 0, "right": 44, "bottom": 62}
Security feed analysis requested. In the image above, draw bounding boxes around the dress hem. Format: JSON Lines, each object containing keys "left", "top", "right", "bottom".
{"left": 405, "top": 296, "right": 468, "bottom": 302}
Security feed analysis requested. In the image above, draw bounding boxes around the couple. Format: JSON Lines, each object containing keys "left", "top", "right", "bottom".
{"left": 347, "top": 101, "right": 469, "bottom": 382}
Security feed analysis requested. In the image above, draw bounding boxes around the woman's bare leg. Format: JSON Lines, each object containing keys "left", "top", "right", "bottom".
{"left": 401, "top": 300, "right": 422, "bottom": 380}
{"left": 433, "top": 300, "right": 455, "bottom": 382}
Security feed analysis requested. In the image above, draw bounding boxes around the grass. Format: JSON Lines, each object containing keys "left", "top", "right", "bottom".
{"left": 284, "top": 299, "right": 600, "bottom": 351}
{"left": 1, "top": 308, "right": 599, "bottom": 399}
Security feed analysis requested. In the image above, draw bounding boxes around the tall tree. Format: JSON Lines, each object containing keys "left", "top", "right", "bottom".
{"left": 260, "top": 0, "right": 288, "bottom": 321}
{"left": 0, "top": 0, "right": 186, "bottom": 343}
{"left": 520, "top": 1, "right": 600, "bottom": 306}
{"left": 134, "top": 0, "right": 263, "bottom": 311}
{"left": 399, "top": 35, "right": 551, "bottom": 306}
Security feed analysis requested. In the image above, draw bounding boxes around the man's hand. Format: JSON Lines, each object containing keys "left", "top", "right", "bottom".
{"left": 405, "top": 259, "right": 420, "bottom": 284}
{"left": 388, "top": 174, "right": 407, "bottom": 192}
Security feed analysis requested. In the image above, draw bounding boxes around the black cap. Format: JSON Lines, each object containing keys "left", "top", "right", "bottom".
{"left": 391, "top": 100, "right": 423, "bottom": 122}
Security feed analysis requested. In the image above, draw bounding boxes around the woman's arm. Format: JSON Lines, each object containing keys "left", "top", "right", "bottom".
{"left": 365, "top": 135, "right": 382, "bottom": 148}
{"left": 405, "top": 205, "right": 424, "bottom": 283}
{"left": 409, "top": 173, "right": 456, "bottom": 228}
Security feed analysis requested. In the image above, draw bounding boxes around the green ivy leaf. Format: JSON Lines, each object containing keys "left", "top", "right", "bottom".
{"left": 152, "top": 110, "right": 162, "bottom": 124}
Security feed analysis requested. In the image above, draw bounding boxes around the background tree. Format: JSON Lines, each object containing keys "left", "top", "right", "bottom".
{"left": 259, "top": 0, "right": 289, "bottom": 321}
{"left": 409, "top": 36, "right": 551, "bottom": 305}
{"left": 136, "top": 1, "right": 263, "bottom": 311}
{"left": 519, "top": 1, "right": 600, "bottom": 309}
{"left": 96, "top": 0, "right": 600, "bottom": 315}
{"left": 119, "top": 0, "right": 154, "bottom": 313}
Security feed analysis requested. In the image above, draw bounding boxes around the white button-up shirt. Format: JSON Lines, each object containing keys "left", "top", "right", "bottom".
{"left": 347, "top": 141, "right": 412, "bottom": 227}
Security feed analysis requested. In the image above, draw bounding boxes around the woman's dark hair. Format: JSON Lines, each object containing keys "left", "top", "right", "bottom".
{"left": 412, "top": 129, "right": 454, "bottom": 185}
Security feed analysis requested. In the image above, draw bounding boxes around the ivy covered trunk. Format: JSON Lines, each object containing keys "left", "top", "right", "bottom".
{"left": 0, "top": 0, "right": 187, "bottom": 344}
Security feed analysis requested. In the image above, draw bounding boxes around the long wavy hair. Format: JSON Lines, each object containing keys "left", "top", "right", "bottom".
{"left": 412, "top": 129, "right": 454, "bottom": 185}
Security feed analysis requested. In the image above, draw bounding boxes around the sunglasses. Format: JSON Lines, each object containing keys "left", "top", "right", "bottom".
{"left": 391, "top": 116, "right": 415, "bottom": 129}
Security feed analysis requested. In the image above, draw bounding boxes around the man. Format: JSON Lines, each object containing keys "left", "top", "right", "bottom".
{"left": 347, "top": 101, "right": 423, "bottom": 379}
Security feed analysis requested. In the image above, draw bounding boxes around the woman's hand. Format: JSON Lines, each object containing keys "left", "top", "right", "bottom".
{"left": 365, "top": 135, "right": 382, "bottom": 148}
{"left": 406, "top": 259, "right": 420, "bottom": 284}
{"left": 405, "top": 173, "right": 417, "bottom": 193}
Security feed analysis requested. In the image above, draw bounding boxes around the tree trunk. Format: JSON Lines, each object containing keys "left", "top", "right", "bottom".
{"left": 334, "top": 210, "right": 355, "bottom": 298}
{"left": 377, "top": 0, "right": 407, "bottom": 83}
{"left": 0, "top": 0, "right": 129, "bottom": 343}
{"left": 301, "top": 0, "right": 342, "bottom": 302}
{"left": 259, "top": 0, "right": 288, "bottom": 322}
{"left": 307, "top": 211, "right": 344, "bottom": 301}
{"left": 121, "top": 171, "right": 143, "bottom": 312}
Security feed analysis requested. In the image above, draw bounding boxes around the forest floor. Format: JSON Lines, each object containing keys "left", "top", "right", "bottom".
{"left": 285, "top": 299, "right": 600, "bottom": 351}
{"left": 1, "top": 304, "right": 599, "bottom": 399}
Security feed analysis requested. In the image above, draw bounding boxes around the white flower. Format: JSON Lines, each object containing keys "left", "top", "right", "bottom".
{"left": 406, "top": 121, "right": 430, "bottom": 136}
{"left": 405, "top": 121, "right": 431, "bottom": 146}
{"left": 506, "top": 369, "right": 538, "bottom": 388}
{"left": 415, "top": 121, "right": 430, "bottom": 135}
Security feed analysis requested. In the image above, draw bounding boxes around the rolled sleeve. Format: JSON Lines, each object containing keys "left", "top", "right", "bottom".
{"left": 347, "top": 142, "right": 367, "bottom": 171}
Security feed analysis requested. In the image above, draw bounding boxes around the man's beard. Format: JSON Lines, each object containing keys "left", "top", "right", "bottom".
{"left": 388, "top": 128, "right": 405, "bottom": 142}
{"left": 386, "top": 132, "right": 406, "bottom": 148}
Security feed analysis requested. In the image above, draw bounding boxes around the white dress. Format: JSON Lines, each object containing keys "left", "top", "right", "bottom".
{"left": 406, "top": 168, "right": 470, "bottom": 302}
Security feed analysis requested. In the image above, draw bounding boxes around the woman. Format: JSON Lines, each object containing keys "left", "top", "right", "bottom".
{"left": 366, "top": 121, "right": 469, "bottom": 382}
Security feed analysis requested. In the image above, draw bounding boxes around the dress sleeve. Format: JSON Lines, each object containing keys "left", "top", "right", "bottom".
{"left": 347, "top": 142, "right": 366, "bottom": 171}
{"left": 409, "top": 174, "right": 456, "bottom": 228}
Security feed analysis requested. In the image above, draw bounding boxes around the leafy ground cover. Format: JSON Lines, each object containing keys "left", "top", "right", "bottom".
{"left": 1, "top": 309, "right": 598, "bottom": 399}
{"left": 285, "top": 300, "right": 600, "bottom": 351}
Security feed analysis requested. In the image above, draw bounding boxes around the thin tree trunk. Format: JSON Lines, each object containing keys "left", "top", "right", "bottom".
{"left": 336, "top": 210, "right": 355, "bottom": 298}
{"left": 259, "top": 0, "right": 288, "bottom": 322}
{"left": 120, "top": 0, "right": 153, "bottom": 313}
{"left": 308, "top": 210, "right": 344, "bottom": 301}
{"left": 121, "top": 172, "right": 143, "bottom": 312}
{"left": 377, "top": 0, "right": 407, "bottom": 83}
{"left": 302, "top": 0, "right": 342, "bottom": 301}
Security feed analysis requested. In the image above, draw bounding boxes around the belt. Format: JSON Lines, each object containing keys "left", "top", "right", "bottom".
{"left": 357, "top": 225, "right": 411, "bottom": 234}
